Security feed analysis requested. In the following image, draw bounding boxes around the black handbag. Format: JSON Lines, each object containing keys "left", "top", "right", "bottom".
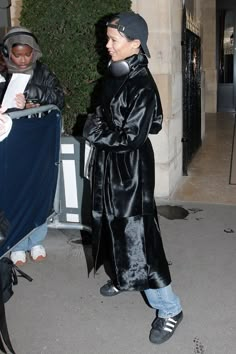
{"left": 0, "top": 209, "right": 33, "bottom": 353}
{"left": 0, "top": 273, "right": 15, "bottom": 354}
{"left": 0, "top": 208, "right": 14, "bottom": 353}
{"left": 0, "top": 257, "right": 33, "bottom": 354}
{"left": 0, "top": 257, "right": 33, "bottom": 303}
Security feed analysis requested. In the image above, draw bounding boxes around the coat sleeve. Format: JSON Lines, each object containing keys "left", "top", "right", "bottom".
{"left": 83, "top": 87, "right": 162, "bottom": 152}
{"left": 25, "top": 63, "right": 65, "bottom": 110}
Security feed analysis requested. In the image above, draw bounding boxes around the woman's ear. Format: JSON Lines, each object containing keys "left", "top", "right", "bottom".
{"left": 132, "top": 39, "right": 141, "bottom": 51}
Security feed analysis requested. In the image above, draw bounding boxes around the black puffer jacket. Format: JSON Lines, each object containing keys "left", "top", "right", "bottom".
{"left": 0, "top": 61, "right": 64, "bottom": 110}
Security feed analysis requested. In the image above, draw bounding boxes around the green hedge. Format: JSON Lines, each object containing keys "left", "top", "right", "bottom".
{"left": 20, "top": 0, "right": 131, "bottom": 134}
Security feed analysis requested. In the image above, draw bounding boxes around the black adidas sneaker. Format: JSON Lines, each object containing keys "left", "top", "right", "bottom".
{"left": 149, "top": 311, "right": 183, "bottom": 344}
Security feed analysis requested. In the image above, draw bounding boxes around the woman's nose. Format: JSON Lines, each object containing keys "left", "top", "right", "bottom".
{"left": 106, "top": 39, "right": 111, "bottom": 48}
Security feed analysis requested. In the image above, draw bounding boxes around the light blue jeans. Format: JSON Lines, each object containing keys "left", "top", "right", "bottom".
{"left": 12, "top": 223, "right": 47, "bottom": 252}
{"left": 144, "top": 284, "right": 182, "bottom": 318}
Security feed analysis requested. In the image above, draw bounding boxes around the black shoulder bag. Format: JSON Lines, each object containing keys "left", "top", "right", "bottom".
{"left": 0, "top": 209, "right": 33, "bottom": 353}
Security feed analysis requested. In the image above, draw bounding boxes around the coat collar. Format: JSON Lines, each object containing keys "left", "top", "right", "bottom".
{"left": 108, "top": 54, "right": 148, "bottom": 78}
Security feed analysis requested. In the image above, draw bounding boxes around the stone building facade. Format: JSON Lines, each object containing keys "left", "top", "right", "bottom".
{"left": 8, "top": 0, "right": 217, "bottom": 198}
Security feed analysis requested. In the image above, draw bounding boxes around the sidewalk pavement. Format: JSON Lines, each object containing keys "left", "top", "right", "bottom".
{"left": 5, "top": 200, "right": 236, "bottom": 354}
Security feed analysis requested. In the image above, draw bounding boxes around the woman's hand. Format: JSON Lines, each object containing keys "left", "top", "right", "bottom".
{"left": 0, "top": 114, "right": 9, "bottom": 135}
{"left": 0, "top": 107, "right": 7, "bottom": 114}
{"left": 15, "top": 93, "right": 26, "bottom": 109}
{"left": 0, "top": 107, "right": 10, "bottom": 134}
{"left": 25, "top": 101, "right": 40, "bottom": 109}
{"left": 0, "top": 107, "right": 12, "bottom": 141}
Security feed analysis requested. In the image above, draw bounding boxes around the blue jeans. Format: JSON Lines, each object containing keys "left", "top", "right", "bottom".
{"left": 12, "top": 223, "right": 47, "bottom": 252}
{"left": 144, "top": 284, "right": 182, "bottom": 318}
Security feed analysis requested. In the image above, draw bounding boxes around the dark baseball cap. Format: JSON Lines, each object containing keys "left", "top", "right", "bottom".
{"left": 107, "top": 11, "right": 150, "bottom": 58}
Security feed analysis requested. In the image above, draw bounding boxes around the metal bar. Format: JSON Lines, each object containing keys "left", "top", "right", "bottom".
{"left": 47, "top": 219, "right": 91, "bottom": 233}
{"left": 8, "top": 104, "right": 60, "bottom": 119}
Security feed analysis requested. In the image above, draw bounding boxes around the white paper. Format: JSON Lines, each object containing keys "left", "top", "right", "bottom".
{"left": 2, "top": 73, "right": 30, "bottom": 109}
{"left": 0, "top": 74, "right": 6, "bottom": 83}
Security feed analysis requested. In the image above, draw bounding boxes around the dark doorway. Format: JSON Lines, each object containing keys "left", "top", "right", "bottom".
{"left": 182, "top": 6, "right": 202, "bottom": 175}
{"left": 217, "top": 0, "right": 236, "bottom": 112}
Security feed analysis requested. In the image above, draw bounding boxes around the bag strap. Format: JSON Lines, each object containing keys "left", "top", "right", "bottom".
{"left": 0, "top": 276, "right": 15, "bottom": 354}
{"left": 13, "top": 265, "right": 33, "bottom": 283}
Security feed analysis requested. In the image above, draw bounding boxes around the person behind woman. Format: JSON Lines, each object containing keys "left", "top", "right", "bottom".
{"left": 0, "top": 26, "right": 64, "bottom": 266}
{"left": 83, "top": 12, "right": 183, "bottom": 345}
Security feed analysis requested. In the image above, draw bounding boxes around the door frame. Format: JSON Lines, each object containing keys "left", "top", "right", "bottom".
{"left": 216, "top": 0, "right": 236, "bottom": 112}
{"left": 182, "top": 6, "right": 202, "bottom": 176}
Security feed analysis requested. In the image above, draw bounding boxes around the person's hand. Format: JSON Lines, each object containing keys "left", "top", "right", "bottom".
{"left": 0, "top": 115, "right": 9, "bottom": 134}
{"left": 15, "top": 93, "right": 26, "bottom": 109}
{"left": 0, "top": 106, "right": 7, "bottom": 114}
{"left": 95, "top": 116, "right": 103, "bottom": 128}
{"left": 25, "top": 102, "right": 40, "bottom": 109}
{"left": 0, "top": 107, "right": 12, "bottom": 141}
{"left": 0, "top": 107, "right": 9, "bottom": 133}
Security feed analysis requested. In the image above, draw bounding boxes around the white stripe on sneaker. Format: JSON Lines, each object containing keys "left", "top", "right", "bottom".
{"left": 112, "top": 286, "right": 120, "bottom": 293}
{"left": 163, "top": 318, "right": 178, "bottom": 332}
{"left": 164, "top": 327, "right": 173, "bottom": 332}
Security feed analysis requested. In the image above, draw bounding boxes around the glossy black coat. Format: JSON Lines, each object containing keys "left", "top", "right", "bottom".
{"left": 83, "top": 55, "right": 171, "bottom": 291}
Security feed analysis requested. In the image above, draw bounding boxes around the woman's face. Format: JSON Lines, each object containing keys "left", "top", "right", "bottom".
{"left": 10, "top": 44, "right": 33, "bottom": 69}
{"left": 106, "top": 26, "right": 140, "bottom": 62}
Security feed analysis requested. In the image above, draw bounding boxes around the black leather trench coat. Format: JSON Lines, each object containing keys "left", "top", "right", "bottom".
{"left": 83, "top": 55, "right": 171, "bottom": 291}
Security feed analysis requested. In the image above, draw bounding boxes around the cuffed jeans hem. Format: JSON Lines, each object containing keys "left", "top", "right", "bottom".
{"left": 158, "top": 307, "right": 182, "bottom": 319}
{"left": 144, "top": 284, "right": 182, "bottom": 318}
{"left": 12, "top": 223, "right": 48, "bottom": 252}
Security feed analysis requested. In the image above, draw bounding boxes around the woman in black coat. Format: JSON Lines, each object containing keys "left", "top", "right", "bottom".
{"left": 83, "top": 12, "right": 183, "bottom": 345}
{"left": 0, "top": 26, "right": 64, "bottom": 266}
